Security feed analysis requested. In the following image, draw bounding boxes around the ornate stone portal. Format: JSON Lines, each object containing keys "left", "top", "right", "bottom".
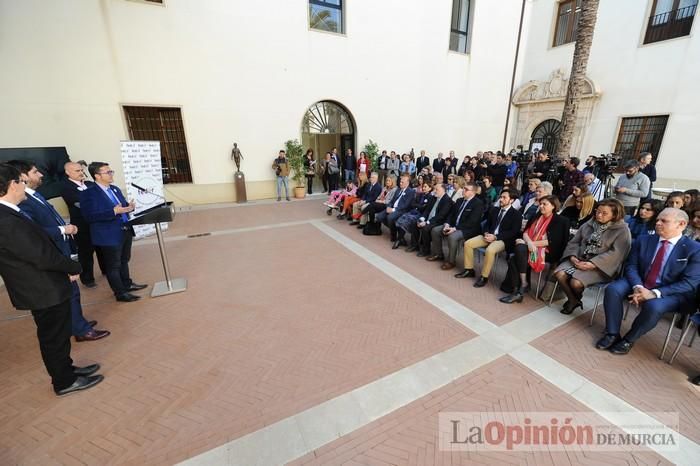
{"left": 510, "top": 69, "right": 600, "bottom": 156}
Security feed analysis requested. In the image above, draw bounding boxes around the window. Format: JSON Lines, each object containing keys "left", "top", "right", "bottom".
{"left": 123, "top": 106, "right": 193, "bottom": 183}
{"left": 449, "top": 0, "right": 471, "bottom": 53}
{"left": 614, "top": 115, "right": 669, "bottom": 167}
{"left": 553, "top": 0, "right": 582, "bottom": 47}
{"left": 644, "top": 0, "right": 697, "bottom": 43}
{"left": 309, "top": 0, "right": 343, "bottom": 34}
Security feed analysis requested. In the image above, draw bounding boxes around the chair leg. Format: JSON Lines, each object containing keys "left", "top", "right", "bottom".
{"left": 589, "top": 286, "right": 603, "bottom": 327}
{"left": 660, "top": 313, "right": 682, "bottom": 360}
{"left": 535, "top": 271, "right": 543, "bottom": 300}
{"left": 669, "top": 321, "right": 695, "bottom": 365}
{"left": 548, "top": 281, "right": 559, "bottom": 307}
{"left": 689, "top": 327, "right": 697, "bottom": 348}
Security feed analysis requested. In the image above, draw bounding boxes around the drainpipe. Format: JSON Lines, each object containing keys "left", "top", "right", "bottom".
{"left": 502, "top": 0, "right": 527, "bottom": 153}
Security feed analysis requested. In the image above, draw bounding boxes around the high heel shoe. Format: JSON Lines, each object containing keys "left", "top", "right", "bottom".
{"left": 560, "top": 300, "right": 582, "bottom": 315}
{"left": 499, "top": 292, "right": 524, "bottom": 304}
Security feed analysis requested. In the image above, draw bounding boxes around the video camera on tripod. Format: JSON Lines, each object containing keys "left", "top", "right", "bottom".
{"left": 591, "top": 153, "right": 621, "bottom": 180}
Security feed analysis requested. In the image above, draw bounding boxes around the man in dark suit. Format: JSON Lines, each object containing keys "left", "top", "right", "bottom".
{"left": 432, "top": 152, "right": 446, "bottom": 175}
{"left": 80, "top": 162, "right": 147, "bottom": 302}
{"left": 598, "top": 208, "right": 700, "bottom": 354}
{"left": 416, "top": 150, "right": 430, "bottom": 173}
{"left": 0, "top": 164, "right": 104, "bottom": 396}
{"left": 381, "top": 175, "right": 415, "bottom": 243}
{"left": 349, "top": 172, "right": 382, "bottom": 226}
{"left": 60, "top": 161, "right": 103, "bottom": 288}
{"left": 439, "top": 182, "right": 485, "bottom": 272}
{"left": 462, "top": 188, "right": 523, "bottom": 287}
{"left": 7, "top": 160, "right": 109, "bottom": 342}
{"left": 418, "top": 183, "right": 453, "bottom": 257}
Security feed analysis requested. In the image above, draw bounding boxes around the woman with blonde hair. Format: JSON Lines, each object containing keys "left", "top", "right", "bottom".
{"left": 560, "top": 192, "right": 595, "bottom": 229}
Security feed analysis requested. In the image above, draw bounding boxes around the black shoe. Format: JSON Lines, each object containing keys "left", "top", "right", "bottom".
{"left": 499, "top": 292, "right": 524, "bottom": 304}
{"left": 416, "top": 251, "right": 428, "bottom": 257}
{"left": 116, "top": 293, "right": 141, "bottom": 302}
{"left": 609, "top": 339, "right": 633, "bottom": 355}
{"left": 82, "top": 282, "right": 97, "bottom": 289}
{"left": 73, "top": 364, "right": 100, "bottom": 376}
{"left": 349, "top": 220, "right": 359, "bottom": 225}
{"left": 337, "top": 213, "right": 346, "bottom": 220}
{"left": 127, "top": 283, "right": 147, "bottom": 291}
{"left": 690, "top": 375, "right": 700, "bottom": 386}
{"left": 560, "top": 300, "right": 582, "bottom": 315}
{"left": 474, "top": 277, "right": 488, "bottom": 288}
{"left": 499, "top": 283, "right": 514, "bottom": 294}
{"left": 357, "top": 224, "right": 365, "bottom": 229}
{"left": 405, "top": 245, "right": 418, "bottom": 253}
{"left": 455, "top": 269, "right": 476, "bottom": 278}
{"left": 54, "top": 375, "right": 104, "bottom": 396}
{"left": 595, "top": 334, "right": 620, "bottom": 350}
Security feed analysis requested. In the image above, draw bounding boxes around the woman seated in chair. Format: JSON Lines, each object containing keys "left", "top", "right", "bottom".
{"left": 684, "top": 201, "right": 700, "bottom": 242}
{"left": 499, "top": 196, "right": 570, "bottom": 303}
{"left": 560, "top": 192, "right": 595, "bottom": 229}
{"left": 552, "top": 198, "right": 632, "bottom": 314}
{"left": 625, "top": 199, "right": 663, "bottom": 240}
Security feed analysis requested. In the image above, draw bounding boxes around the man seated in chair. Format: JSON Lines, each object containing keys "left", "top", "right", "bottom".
{"left": 461, "top": 188, "right": 522, "bottom": 288}
{"left": 597, "top": 208, "right": 700, "bottom": 355}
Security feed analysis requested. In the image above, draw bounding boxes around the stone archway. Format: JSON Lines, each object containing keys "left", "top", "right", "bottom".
{"left": 530, "top": 118, "right": 561, "bottom": 154}
{"left": 300, "top": 100, "right": 355, "bottom": 173}
{"left": 510, "top": 69, "right": 600, "bottom": 157}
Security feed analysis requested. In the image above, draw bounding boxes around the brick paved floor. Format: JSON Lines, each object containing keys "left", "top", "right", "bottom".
{"left": 1, "top": 198, "right": 699, "bottom": 465}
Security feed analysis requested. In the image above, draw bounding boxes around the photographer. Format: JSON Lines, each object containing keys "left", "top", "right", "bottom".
{"left": 532, "top": 150, "right": 552, "bottom": 179}
{"left": 271, "top": 150, "right": 290, "bottom": 201}
{"left": 614, "top": 160, "right": 650, "bottom": 217}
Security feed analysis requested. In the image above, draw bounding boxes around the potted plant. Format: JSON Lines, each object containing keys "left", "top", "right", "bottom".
{"left": 363, "top": 139, "right": 380, "bottom": 171}
{"left": 285, "top": 139, "right": 306, "bottom": 198}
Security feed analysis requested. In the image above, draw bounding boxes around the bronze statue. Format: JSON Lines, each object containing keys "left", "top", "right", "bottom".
{"left": 231, "top": 143, "right": 244, "bottom": 172}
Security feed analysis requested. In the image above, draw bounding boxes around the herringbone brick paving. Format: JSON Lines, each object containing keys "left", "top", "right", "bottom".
{"left": 533, "top": 309, "right": 700, "bottom": 444}
{"left": 287, "top": 356, "right": 670, "bottom": 465}
{"left": 0, "top": 219, "right": 473, "bottom": 465}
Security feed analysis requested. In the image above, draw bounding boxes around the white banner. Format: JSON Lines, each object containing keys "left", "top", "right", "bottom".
{"left": 120, "top": 140, "right": 167, "bottom": 240}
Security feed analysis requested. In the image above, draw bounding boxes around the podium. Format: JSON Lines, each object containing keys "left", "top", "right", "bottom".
{"left": 129, "top": 202, "right": 187, "bottom": 298}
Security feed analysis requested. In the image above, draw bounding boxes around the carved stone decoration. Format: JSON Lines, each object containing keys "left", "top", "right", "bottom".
{"left": 512, "top": 69, "right": 598, "bottom": 105}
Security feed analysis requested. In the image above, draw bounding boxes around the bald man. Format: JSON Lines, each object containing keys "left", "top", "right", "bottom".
{"left": 60, "top": 162, "right": 102, "bottom": 288}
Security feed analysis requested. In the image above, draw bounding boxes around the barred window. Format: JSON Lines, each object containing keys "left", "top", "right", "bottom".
{"left": 614, "top": 115, "right": 669, "bottom": 167}
{"left": 553, "top": 0, "right": 582, "bottom": 47}
{"left": 123, "top": 106, "right": 193, "bottom": 184}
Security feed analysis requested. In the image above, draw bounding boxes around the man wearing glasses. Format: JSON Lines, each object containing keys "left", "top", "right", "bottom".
{"left": 80, "top": 162, "right": 147, "bottom": 302}
{"left": 0, "top": 164, "right": 104, "bottom": 396}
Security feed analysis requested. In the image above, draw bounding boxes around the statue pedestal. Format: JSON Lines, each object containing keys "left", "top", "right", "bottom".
{"left": 234, "top": 171, "right": 247, "bottom": 203}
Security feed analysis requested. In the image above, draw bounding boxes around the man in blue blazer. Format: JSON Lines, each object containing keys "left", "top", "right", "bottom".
{"left": 80, "top": 162, "right": 147, "bottom": 302}
{"left": 349, "top": 172, "right": 382, "bottom": 226}
{"left": 598, "top": 208, "right": 700, "bottom": 354}
{"left": 7, "top": 160, "right": 109, "bottom": 342}
{"left": 378, "top": 174, "right": 415, "bottom": 243}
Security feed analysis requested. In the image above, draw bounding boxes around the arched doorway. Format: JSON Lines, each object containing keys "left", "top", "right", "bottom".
{"left": 301, "top": 101, "right": 355, "bottom": 184}
{"left": 529, "top": 119, "right": 561, "bottom": 155}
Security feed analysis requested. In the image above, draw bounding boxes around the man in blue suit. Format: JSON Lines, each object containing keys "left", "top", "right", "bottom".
{"left": 378, "top": 174, "right": 415, "bottom": 243}
{"left": 80, "top": 162, "right": 147, "bottom": 302}
{"left": 7, "top": 160, "right": 109, "bottom": 342}
{"left": 598, "top": 208, "right": 700, "bottom": 354}
{"left": 349, "top": 172, "right": 382, "bottom": 226}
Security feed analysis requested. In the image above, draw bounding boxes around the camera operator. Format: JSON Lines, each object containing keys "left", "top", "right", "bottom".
{"left": 582, "top": 155, "right": 597, "bottom": 174}
{"left": 532, "top": 150, "right": 552, "bottom": 179}
{"left": 614, "top": 160, "right": 650, "bottom": 216}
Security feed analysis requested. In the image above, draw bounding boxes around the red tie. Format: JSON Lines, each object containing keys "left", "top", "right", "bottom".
{"left": 644, "top": 240, "right": 669, "bottom": 289}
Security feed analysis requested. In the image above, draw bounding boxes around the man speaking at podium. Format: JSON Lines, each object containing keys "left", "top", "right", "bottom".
{"left": 80, "top": 162, "right": 147, "bottom": 302}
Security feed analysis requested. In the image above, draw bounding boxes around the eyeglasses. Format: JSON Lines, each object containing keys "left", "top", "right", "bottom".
{"left": 98, "top": 170, "right": 115, "bottom": 175}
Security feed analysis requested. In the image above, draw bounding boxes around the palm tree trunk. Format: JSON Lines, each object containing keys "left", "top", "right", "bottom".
{"left": 555, "top": 0, "right": 600, "bottom": 158}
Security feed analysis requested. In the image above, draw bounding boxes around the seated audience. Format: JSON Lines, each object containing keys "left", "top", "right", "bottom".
{"left": 396, "top": 182, "right": 433, "bottom": 250}
{"left": 499, "top": 195, "right": 570, "bottom": 303}
{"left": 560, "top": 183, "right": 589, "bottom": 211}
{"left": 377, "top": 175, "right": 414, "bottom": 240}
{"left": 338, "top": 173, "right": 367, "bottom": 220}
{"left": 552, "top": 198, "right": 632, "bottom": 315}
{"left": 665, "top": 191, "right": 686, "bottom": 210}
{"left": 450, "top": 176, "right": 466, "bottom": 202}
{"left": 361, "top": 176, "right": 397, "bottom": 227}
{"left": 560, "top": 192, "right": 595, "bottom": 230}
{"left": 625, "top": 199, "right": 663, "bottom": 240}
{"left": 521, "top": 181, "right": 554, "bottom": 226}
{"left": 597, "top": 208, "right": 700, "bottom": 355}
{"left": 520, "top": 178, "right": 541, "bottom": 208}
{"left": 430, "top": 182, "right": 484, "bottom": 270}
{"left": 584, "top": 172, "right": 605, "bottom": 201}
{"left": 683, "top": 189, "right": 699, "bottom": 212}
{"left": 481, "top": 176, "right": 498, "bottom": 205}
{"left": 324, "top": 179, "right": 356, "bottom": 213}
{"left": 684, "top": 201, "right": 700, "bottom": 241}
{"left": 460, "top": 188, "right": 522, "bottom": 287}
{"left": 349, "top": 172, "right": 382, "bottom": 226}
{"left": 416, "top": 183, "right": 453, "bottom": 257}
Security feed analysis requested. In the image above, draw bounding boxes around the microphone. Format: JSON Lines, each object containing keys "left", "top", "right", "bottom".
{"left": 131, "top": 183, "right": 166, "bottom": 201}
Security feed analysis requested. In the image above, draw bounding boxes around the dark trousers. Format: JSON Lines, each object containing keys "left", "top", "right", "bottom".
{"left": 604, "top": 278, "right": 685, "bottom": 342}
{"left": 306, "top": 175, "right": 314, "bottom": 194}
{"left": 321, "top": 173, "right": 328, "bottom": 192}
{"left": 505, "top": 243, "right": 532, "bottom": 291}
{"left": 420, "top": 224, "right": 443, "bottom": 255}
{"left": 76, "top": 227, "right": 105, "bottom": 284}
{"left": 70, "top": 281, "right": 92, "bottom": 336}
{"left": 328, "top": 173, "right": 339, "bottom": 192}
{"left": 382, "top": 211, "right": 403, "bottom": 240}
{"left": 31, "top": 300, "right": 76, "bottom": 391}
{"left": 365, "top": 202, "right": 387, "bottom": 224}
{"left": 99, "top": 229, "right": 134, "bottom": 297}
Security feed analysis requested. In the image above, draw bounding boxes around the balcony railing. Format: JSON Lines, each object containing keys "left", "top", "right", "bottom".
{"left": 644, "top": 4, "right": 697, "bottom": 44}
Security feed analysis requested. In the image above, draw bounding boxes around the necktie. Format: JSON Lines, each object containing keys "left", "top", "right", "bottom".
{"left": 105, "top": 188, "right": 129, "bottom": 223}
{"left": 644, "top": 240, "right": 669, "bottom": 289}
{"left": 428, "top": 196, "right": 440, "bottom": 219}
{"left": 32, "top": 191, "right": 65, "bottom": 226}
{"left": 455, "top": 198, "right": 470, "bottom": 225}
{"left": 394, "top": 190, "right": 405, "bottom": 208}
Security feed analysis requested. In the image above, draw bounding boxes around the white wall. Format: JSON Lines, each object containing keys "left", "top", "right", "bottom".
{"left": 0, "top": 0, "right": 523, "bottom": 196}
{"left": 519, "top": 0, "right": 700, "bottom": 183}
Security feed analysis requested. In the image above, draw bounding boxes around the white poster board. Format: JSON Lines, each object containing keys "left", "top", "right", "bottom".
{"left": 120, "top": 140, "right": 167, "bottom": 240}
{"left": 531, "top": 142, "right": 544, "bottom": 153}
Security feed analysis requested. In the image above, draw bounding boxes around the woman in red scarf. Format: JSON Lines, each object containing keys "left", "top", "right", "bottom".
{"left": 499, "top": 195, "right": 570, "bottom": 303}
